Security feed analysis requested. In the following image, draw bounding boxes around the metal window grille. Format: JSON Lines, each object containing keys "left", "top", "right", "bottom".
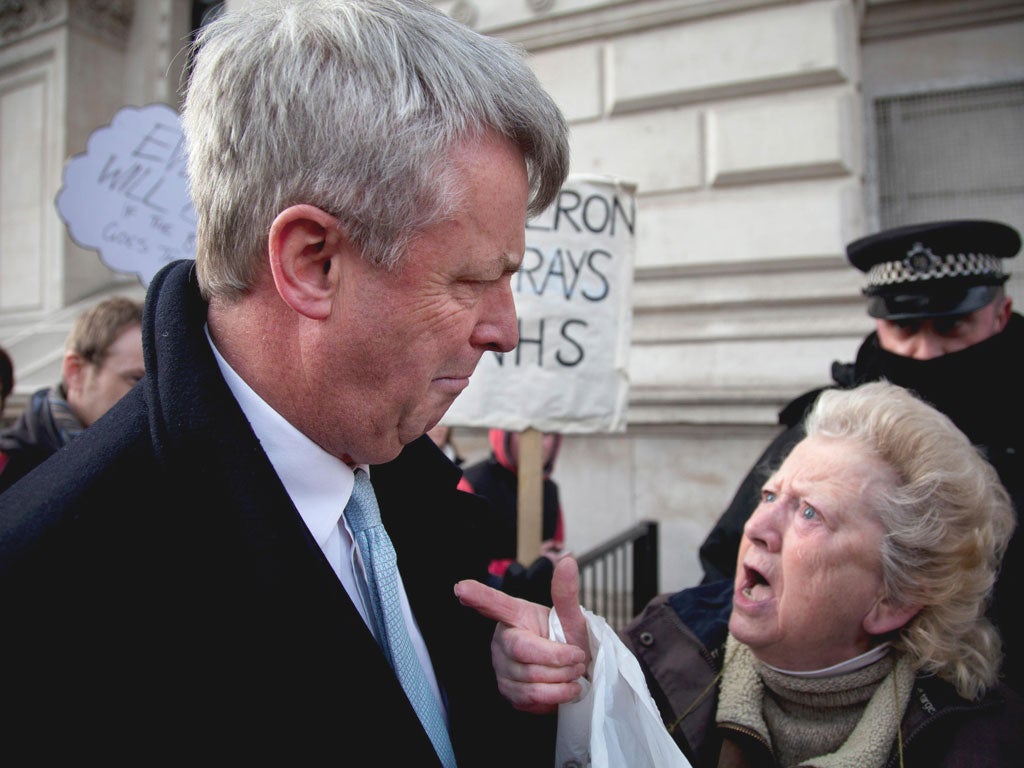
{"left": 875, "top": 81, "right": 1024, "bottom": 228}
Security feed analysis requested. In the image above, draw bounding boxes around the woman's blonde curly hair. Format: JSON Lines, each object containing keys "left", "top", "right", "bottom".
{"left": 806, "top": 380, "right": 1015, "bottom": 700}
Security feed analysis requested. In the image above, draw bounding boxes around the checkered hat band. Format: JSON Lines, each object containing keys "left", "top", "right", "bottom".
{"left": 866, "top": 252, "right": 1004, "bottom": 287}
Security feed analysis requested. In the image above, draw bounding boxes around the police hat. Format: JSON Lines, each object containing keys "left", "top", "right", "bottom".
{"left": 847, "top": 219, "right": 1020, "bottom": 320}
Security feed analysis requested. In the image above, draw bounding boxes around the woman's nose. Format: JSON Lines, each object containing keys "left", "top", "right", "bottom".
{"left": 743, "top": 501, "right": 782, "bottom": 552}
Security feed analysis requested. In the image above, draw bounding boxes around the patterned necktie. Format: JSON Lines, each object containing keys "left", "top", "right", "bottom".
{"left": 344, "top": 469, "right": 458, "bottom": 768}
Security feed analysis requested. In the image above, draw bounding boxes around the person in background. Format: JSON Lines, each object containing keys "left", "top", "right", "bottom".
{"left": 698, "top": 218, "right": 1024, "bottom": 692}
{"left": 0, "top": 296, "right": 143, "bottom": 493}
{"left": 459, "top": 428, "right": 567, "bottom": 605}
{"left": 0, "top": 0, "right": 569, "bottom": 762}
{"left": 0, "top": 345, "right": 12, "bottom": 421}
{"left": 457, "top": 381, "right": 1024, "bottom": 767}
{"left": 428, "top": 423, "right": 464, "bottom": 466}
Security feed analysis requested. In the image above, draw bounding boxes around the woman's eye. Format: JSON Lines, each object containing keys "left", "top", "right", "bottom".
{"left": 801, "top": 506, "right": 816, "bottom": 520}
{"left": 763, "top": 490, "right": 776, "bottom": 503}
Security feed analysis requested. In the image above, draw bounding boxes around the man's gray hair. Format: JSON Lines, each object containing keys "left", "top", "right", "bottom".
{"left": 181, "top": 0, "right": 570, "bottom": 300}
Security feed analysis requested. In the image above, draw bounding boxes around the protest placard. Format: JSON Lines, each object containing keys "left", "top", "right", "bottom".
{"left": 55, "top": 103, "right": 195, "bottom": 287}
{"left": 444, "top": 174, "right": 636, "bottom": 435}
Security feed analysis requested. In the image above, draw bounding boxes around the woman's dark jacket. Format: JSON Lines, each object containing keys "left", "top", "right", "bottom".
{"left": 622, "top": 580, "right": 1024, "bottom": 768}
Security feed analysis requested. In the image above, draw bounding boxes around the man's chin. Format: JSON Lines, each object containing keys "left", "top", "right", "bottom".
{"left": 360, "top": 444, "right": 405, "bottom": 466}
{"left": 343, "top": 431, "right": 407, "bottom": 467}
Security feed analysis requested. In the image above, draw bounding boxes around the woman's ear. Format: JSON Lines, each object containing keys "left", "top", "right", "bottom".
{"left": 864, "top": 594, "right": 922, "bottom": 637}
{"left": 268, "top": 204, "right": 347, "bottom": 320}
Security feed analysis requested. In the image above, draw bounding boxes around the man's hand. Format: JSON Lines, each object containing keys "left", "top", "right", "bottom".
{"left": 455, "top": 556, "right": 590, "bottom": 713}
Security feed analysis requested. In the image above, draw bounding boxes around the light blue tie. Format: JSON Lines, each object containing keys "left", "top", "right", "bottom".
{"left": 344, "top": 469, "right": 458, "bottom": 768}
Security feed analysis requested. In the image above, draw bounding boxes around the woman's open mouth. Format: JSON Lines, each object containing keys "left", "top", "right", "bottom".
{"left": 740, "top": 563, "right": 772, "bottom": 602}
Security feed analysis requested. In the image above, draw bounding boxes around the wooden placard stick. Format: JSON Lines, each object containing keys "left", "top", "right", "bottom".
{"left": 516, "top": 427, "right": 544, "bottom": 565}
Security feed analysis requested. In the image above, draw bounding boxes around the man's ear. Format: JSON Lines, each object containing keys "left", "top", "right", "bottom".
{"left": 62, "top": 351, "right": 87, "bottom": 398}
{"left": 994, "top": 293, "right": 1013, "bottom": 333}
{"left": 864, "top": 594, "right": 921, "bottom": 637}
{"left": 268, "top": 204, "right": 347, "bottom": 320}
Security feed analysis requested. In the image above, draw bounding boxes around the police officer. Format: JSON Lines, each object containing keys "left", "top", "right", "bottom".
{"left": 698, "top": 219, "right": 1024, "bottom": 692}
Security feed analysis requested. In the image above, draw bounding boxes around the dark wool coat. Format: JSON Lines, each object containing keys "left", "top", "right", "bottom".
{"left": 0, "top": 260, "right": 553, "bottom": 764}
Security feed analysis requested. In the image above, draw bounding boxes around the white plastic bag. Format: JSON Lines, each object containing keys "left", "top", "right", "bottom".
{"left": 549, "top": 607, "right": 693, "bottom": 768}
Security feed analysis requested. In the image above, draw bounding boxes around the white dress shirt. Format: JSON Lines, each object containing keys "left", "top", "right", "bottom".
{"left": 205, "top": 327, "right": 445, "bottom": 714}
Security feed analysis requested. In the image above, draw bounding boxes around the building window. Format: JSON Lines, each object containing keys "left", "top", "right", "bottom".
{"left": 874, "top": 81, "right": 1024, "bottom": 229}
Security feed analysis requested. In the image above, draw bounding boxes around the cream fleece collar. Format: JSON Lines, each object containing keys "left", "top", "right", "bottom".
{"left": 716, "top": 635, "right": 915, "bottom": 768}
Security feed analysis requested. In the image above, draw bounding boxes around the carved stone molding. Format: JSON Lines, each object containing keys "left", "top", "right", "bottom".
{"left": 527, "top": 0, "right": 555, "bottom": 12}
{"left": 862, "top": 0, "right": 1024, "bottom": 41}
{"left": 68, "top": 0, "right": 133, "bottom": 45}
{"left": 0, "top": 0, "right": 133, "bottom": 46}
{"left": 0, "top": 0, "right": 62, "bottom": 43}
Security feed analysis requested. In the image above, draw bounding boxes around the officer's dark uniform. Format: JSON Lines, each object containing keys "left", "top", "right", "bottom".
{"left": 698, "top": 219, "right": 1024, "bottom": 694}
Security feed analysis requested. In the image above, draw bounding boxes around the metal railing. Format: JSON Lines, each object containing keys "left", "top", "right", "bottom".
{"left": 575, "top": 520, "right": 658, "bottom": 633}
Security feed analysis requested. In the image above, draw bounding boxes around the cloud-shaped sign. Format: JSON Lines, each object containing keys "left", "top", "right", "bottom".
{"left": 56, "top": 102, "right": 196, "bottom": 287}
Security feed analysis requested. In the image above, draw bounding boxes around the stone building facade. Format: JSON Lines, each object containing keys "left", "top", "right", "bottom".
{"left": 1, "top": 0, "right": 1022, "bottom": 590}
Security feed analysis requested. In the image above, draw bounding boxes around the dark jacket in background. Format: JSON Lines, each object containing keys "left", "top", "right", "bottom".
{"left": 0, "top": 259, "right": 553, "bottom": 764}
{"left": 0, "top": 384, "right": 82, "bottom": 493}
{"left": 459, "top": 428, "right": 565, "bottom": 605}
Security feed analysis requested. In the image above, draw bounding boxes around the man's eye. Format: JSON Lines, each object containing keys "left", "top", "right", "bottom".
{"left": 801, "top": 505, "right": 816, "bottom": 520}
{"left": 895, "top": 320, "right": 922, "bottom": 333}
{"left": 763, "top": 490, "right": 777, "bottom": 503}
{"left": 935, "top": 316, "right": 967, "bottom": 335}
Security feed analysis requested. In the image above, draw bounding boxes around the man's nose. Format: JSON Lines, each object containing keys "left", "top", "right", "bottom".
{"left": 471, "top": 282, "right": 519, "bottom": 353}
{"left": 906, "top": 328, "right": 947, "bottom": 360}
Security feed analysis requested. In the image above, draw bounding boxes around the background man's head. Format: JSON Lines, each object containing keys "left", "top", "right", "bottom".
{"left": 62, "top": 297, "right": 145, "bottom": 427}
{"left": 847, "top": 219, "right": 1019, "bottom": 359}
